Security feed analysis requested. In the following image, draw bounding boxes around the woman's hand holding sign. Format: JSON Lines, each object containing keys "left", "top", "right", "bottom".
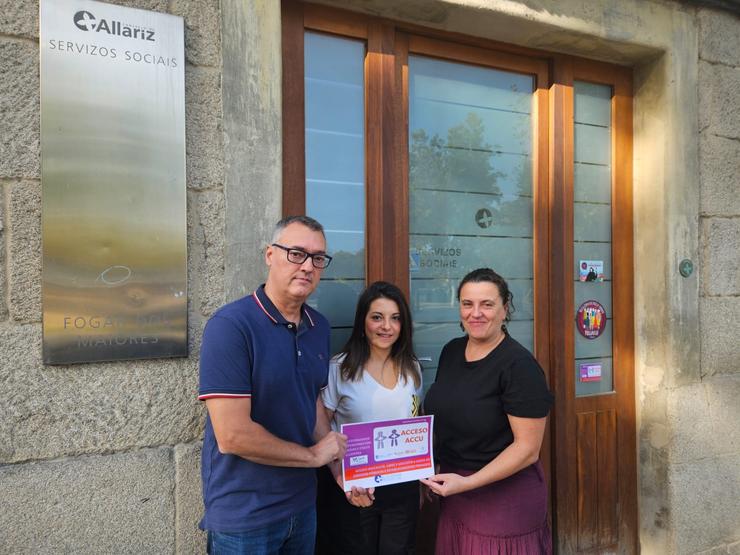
{"left": 330, "top": 458, "right": 375, "bottom": 507}
{"left": 347, "top": 486, "right": 376, "bottom": 507}
{"left": 420, "top": 473, "right": 471, "bottom": 497}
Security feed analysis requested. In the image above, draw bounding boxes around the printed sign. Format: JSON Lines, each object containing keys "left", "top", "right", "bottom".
{"left": 579, "top": 362, "right": 603, "bottom": 382}
{"left": 576, "top": 300, "right": 607, "bottom": 340}
{"left": 341, "top": 416, "right": 434, "bottom": 491}
{"left": 579, "top": 260, "right": 604, "bottom": 282}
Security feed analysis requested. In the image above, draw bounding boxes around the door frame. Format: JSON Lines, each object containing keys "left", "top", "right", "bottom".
{"left": 549, "top": 57, "right": 637, "bottom": 553}
{"left": 281, "top": 2, "right": 638, "bottom": 551}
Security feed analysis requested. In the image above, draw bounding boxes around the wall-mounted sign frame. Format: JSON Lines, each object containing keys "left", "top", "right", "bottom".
{"left": 40, "top": 0, "right": 187, "bottom": 364}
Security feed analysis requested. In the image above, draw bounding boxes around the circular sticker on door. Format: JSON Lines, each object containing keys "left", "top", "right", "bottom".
{"left": 576, "top": 300, "right": 607, "bottom": 339}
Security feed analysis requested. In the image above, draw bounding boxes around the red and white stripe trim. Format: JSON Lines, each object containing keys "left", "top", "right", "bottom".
{"left": 254, "top": 288, "right": 317, "bottom": 328}
{"left": 252, "top": 291, "right": 278, "bottom": 323}
{"left": 303, "top": 306, "right": 315, "bottom": 327}
{"left": 198, "top": 393, "right": 252, "bottom": 400}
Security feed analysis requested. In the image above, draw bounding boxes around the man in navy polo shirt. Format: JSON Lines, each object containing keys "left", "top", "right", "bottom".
{"left": 198, "top": 215, "right": 347, "bottom": 554}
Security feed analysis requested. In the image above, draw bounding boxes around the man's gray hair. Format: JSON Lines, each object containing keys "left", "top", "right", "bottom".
{"left": 270, "top": 215, "right": 326, "bottom": 244}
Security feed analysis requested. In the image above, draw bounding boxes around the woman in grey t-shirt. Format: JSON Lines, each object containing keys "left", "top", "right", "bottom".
{"left": 315, "top": 281, "right": 422, "bottom": 555}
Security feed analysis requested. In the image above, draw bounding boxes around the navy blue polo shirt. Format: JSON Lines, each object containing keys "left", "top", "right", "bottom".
{"left": 198, "top": 285, "right": 330, "bottom": 532}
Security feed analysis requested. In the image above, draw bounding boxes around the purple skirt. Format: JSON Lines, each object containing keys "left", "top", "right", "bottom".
{"left": 435, "top": 461, "right": 552, "bottom": 555}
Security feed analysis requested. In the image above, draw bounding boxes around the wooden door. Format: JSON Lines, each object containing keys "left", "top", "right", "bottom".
{"left": 549, "top": 58, "right": 638, "bottom": 554}
{"left": 281, "top": 3, "right": 638, "bottom": 552}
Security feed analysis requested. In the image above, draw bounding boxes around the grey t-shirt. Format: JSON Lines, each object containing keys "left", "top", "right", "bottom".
{"left": 322, "top": 354, "right": 423, "bottom": 432}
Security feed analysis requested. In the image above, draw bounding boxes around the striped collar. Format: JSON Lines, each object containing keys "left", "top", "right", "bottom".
{"left": 252, "top": 284, "right": 315, "bottom": 328}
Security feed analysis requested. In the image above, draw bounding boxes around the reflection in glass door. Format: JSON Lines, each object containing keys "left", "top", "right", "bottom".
{"left": 408, "top": 56, "right": 535, "bottom": 389}
{"left": 303, "top": 32, "right": 366, "bottom": 354}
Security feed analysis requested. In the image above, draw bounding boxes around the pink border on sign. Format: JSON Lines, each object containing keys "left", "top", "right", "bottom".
{"left": 340, "top": 415, "right": 434, "bottom": 491}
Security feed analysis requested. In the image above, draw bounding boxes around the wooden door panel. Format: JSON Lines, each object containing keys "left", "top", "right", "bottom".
{"left": 577, "top": 411, "right": 599, "bottom": 551}
{"left": 281, "top": 0, "right": 305, "bottom": 216}
{"left": 576, "top": 409, "right": 619, "bottom": 552}
{"left": 553, "top": 58, "right": 636, "bottom": 554}
{"left": 596, "top": 409, "right": 619, "bottom": 547}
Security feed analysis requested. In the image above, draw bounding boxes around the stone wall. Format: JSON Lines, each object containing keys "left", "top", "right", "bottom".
{"left": 0, "top": 0, "right": 224, "bottom": 552}
{"left": 674, "top": 7, "right": 740, "bottom": 555}
{"left": 1, "top": 0, "right": 739, "bottom": 553}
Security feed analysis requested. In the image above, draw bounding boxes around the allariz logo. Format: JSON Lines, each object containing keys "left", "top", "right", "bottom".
{"left": 73, "top": 10, "right": 155, "bottom": 41}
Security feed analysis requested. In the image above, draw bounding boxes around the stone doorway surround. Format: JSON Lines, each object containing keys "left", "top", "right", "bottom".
{"left": 222, "top": 1, "right": 738, "bottom": 553}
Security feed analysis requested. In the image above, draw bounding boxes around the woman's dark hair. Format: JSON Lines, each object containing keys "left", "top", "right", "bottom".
{"left": 457, "top": 268, "right": 515, "bottom": 325}
{"left": 339, "top": 281, "right": 420, "bottom": 388}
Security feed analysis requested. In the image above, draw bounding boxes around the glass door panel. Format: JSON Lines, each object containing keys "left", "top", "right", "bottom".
{"left": 304, "top": 32, "right": 366, "bottom": 353}
{"left": 408, "top": 55, "right": 535, "bottom": 389}
{"left": 573, "top": 81, "right": 613, "bottom": 396}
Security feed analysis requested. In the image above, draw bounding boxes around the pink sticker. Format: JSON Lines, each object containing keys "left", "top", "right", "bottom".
{"left": 579, "top": 362, "right": 602, "bottom": 382}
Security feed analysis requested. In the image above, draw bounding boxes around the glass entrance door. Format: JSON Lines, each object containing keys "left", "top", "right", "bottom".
{"left": 283, "top": 10, "right": 638, "bottom": 550}
{"left": 407, "top": 55, "right": 536, "bottom": 388}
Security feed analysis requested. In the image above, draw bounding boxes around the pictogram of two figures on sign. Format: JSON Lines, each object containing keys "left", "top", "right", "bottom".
{"left": 375, "top": 429, "right": 401, "bottom": 449}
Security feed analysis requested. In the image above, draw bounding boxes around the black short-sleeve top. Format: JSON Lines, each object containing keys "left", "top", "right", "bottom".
{"left": 424, "top": 334, "right": 553, "bottom": 471}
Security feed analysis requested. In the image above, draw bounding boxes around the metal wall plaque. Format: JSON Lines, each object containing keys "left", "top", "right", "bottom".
{"left": 40, "top": 0, "right": 186, "bottom": 364}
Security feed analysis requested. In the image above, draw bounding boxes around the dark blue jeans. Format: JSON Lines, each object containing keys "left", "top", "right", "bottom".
{"left": 207, "top": 506, "right": 316, "bottom": 555}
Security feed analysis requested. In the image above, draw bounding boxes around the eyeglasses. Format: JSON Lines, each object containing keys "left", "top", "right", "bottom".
{"left": 271, "top": 243, "right": 333, "bottom": 269}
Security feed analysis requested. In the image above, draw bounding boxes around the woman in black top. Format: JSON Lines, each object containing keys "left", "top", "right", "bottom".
{"left": 422, "top": 268, "right": 553, "bottom": 554}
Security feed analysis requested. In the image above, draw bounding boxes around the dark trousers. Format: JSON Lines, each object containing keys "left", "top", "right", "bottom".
{"left": 315, "top": 466, "right": 419, "bottom": 555}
